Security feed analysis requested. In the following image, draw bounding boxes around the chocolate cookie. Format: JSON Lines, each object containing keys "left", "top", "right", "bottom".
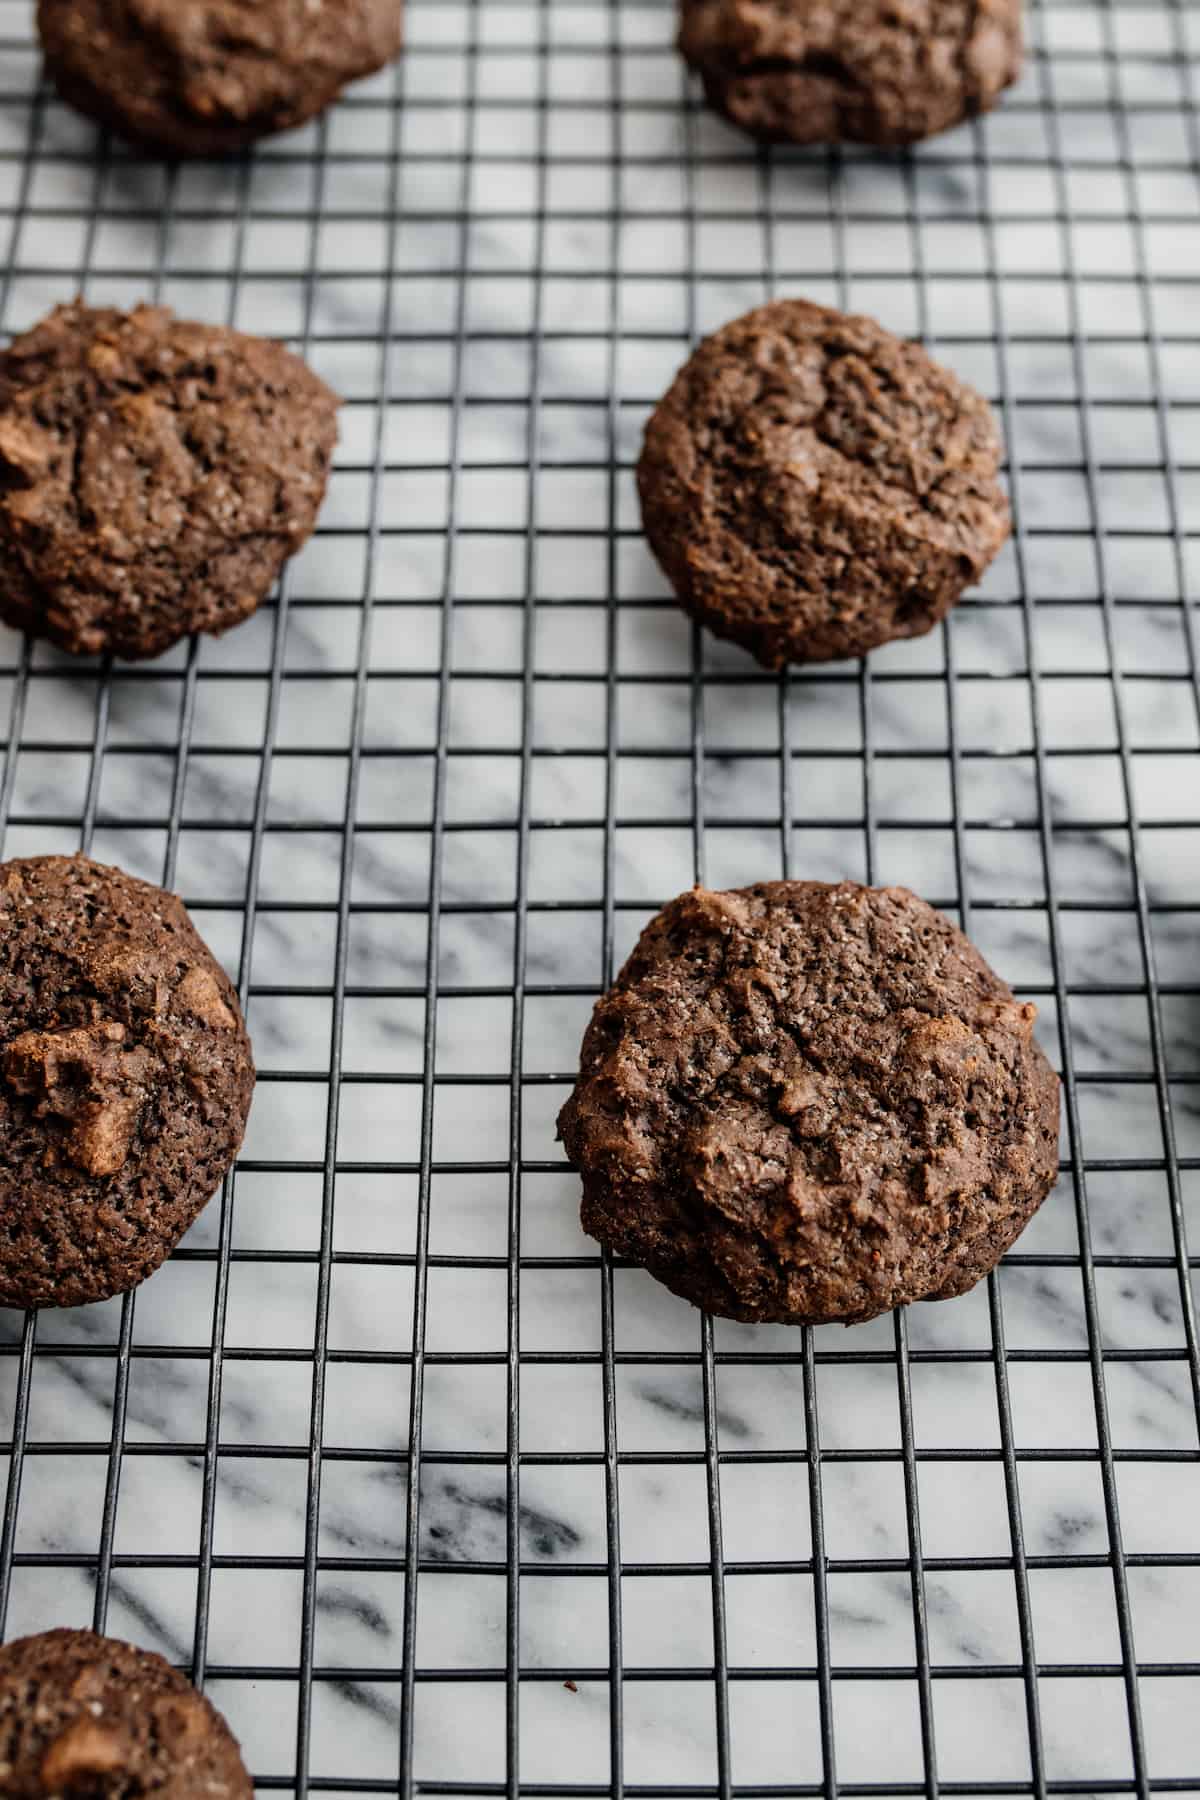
{"left": 558, "top": 882, "right": 1060, "bottom": 1326}
{"left": 0, "top": 303, "right": 338, "bottom": 661}
{"left": 38, "top": 0, "right": 402, "bottom": 157}
{"left": 637, "top": 299, "right": 1010, "bottom": 668}
{"left": 0, "top": 1629, "right": 251, "bottom": 1799}
{"left": 0, "top": 855, "right": 255, "bottom": 1311}
{"left": 680, "top": 0, "right": 1023, "bottom": 146}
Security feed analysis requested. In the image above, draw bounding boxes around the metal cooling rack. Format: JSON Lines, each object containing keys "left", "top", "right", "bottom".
{"left": 0, "top": 0, "right": 1196, "bottom": 1796}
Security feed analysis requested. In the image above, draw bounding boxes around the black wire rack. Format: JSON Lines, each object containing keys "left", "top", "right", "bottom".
{"left": 0, "top": 0, "right": 1197, "bottom": 1795}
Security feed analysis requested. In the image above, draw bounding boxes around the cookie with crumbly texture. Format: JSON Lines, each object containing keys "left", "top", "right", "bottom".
{"left": 0, "top": 855, "right": 255, "bottom": 1311}
{"left": 680, "top": 0, "right": 1023, "bottom": 147}
{"left": 637, "top": 299, "right": 1010, "bottom": 668}
{"left": 0, "top": 1628, "right": 251, "bottom": 1800}
{"left": 38, "top": 0, "right": 402, "bottom": 157}
{"left": 558, "top": 882, "right": 1059, "bottom": 1326}
{"left": 0, "top": 303, "right": 338, "bottom": 661}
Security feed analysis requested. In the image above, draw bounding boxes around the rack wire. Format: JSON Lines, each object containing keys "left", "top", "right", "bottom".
{"left": 0, "top": 0, "right": 1196, "bottom": 1794}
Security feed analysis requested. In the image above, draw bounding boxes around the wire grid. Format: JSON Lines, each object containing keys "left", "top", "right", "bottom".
{"left": 0, "top": 0, "right": 1195, "bottom": 1793}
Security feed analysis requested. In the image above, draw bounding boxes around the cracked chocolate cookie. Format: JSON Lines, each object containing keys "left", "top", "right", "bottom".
{"left": 38, "top": 0, "right": 403, "bottom": 157}
{"left": 559, "top": 882, "right": 1060, "bottom": 1326}
{"left": 679, "top": 0, "right": 1023, "bottom": 147}
{"left": 0, "top": 1629, "right": 251, "bottom": 1799}
{"left": 0, "top": 303, "right": 338, "bottom": 662}
{"left": 0, "top": 855, "right": 255, "bottom": 1311}
{"left": 637, "top": 298, "right": 1010, "bottom": 668}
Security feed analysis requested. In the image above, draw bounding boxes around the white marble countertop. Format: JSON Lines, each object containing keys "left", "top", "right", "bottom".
{"left": 0, "top": 0, "right": 1196, "bottom": 1793}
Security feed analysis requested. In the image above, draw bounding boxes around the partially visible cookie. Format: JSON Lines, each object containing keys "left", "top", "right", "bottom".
{"left": 680, "top": 0, "right": 1023, "bottom": 146}
{"left": 0, "top": 303, "right": 338, "bottom": 661}
{"left": 558, "top": 881, "right": 1060, "bottom": 1326}
{"left": 38, "top": 0, "right": 402, "bottom": 157}
{"left": 0, "top": 855, "right": 255, "bottom": 1311}
{"left": 637, "top": 298, "right": 1010, "bottom": 668}
{"left": 0, "top": 1628, "right": 251, "bottom": 1799}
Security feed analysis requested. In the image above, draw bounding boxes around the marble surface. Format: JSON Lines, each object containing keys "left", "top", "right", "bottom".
{"left": 0, "top": 0, "right": 1196, "bottom": 1791}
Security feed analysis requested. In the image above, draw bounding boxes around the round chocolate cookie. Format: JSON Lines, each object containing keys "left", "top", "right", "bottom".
{"left": 559, "top": 882, "right": 1060, "bottom": 1326}
{"left": 637, "top": 299, "right": 1010, "bottom": 668}
{"left": 0, "top": 303, "right": 338, "bottom": 662}
{"left": 0, "top": 855, "right": 255, "bottom": 1311}
{"left": 38, "top": 0, "right": 402, "bottom": 158}
{"left": 0, "top": 1628, "right": 251, "bottom": 1799}
{"left": 679, "top": 0, "right": 1023, "bottom": 147}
